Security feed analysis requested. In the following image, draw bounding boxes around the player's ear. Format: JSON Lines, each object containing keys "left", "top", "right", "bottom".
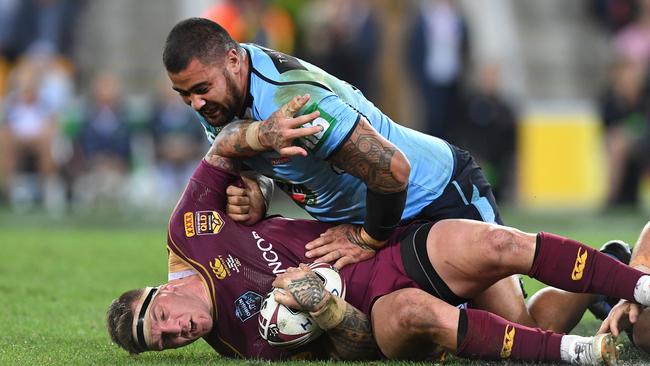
{"left": 226, "top": 48, "right": 240, "bottom": 72}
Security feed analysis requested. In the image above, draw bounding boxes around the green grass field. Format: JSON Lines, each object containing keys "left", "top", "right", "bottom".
{"left": 0, "top": 206, "right": 648, "bottom": 365}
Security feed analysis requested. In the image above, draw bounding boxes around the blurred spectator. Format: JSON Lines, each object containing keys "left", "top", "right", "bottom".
{"left": 203, "top": 0, "right": 296, "bottom": 53}
{"left": 599, "top": 60, "right": 650, "bottom": 208}
{"left": 0, "top": 62, "right": 64, "bottom": 211}
{"left": 407, "top": 0, "right": 470, "bottom": 139}
{"left": 590, "top": 0, "right": 637, "bottom": 33}
{"left": 297, "top": 0, "right": 380, "bottom": 100}
{"left": 613, "top": 0, "right": 650, "bottom": 63}
{"left": 451, "top": 63, "right": 518, "bottom": 201}
{"left": 73, "top": 73, "right": 132, "bottom": 208}
{"left": 150, "top": 82, "right": 205, "bottom": 199}
{"left": 1, "top": 0, "right": 78, "bottom": 61}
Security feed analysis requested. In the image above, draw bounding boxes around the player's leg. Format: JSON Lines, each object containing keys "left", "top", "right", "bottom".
{"left": 371, "top": 288, "right": 618, "bottom": 364}
{"left": 632, "top": 308, "right": 650, "bottom": 353}
{"left": 420, "top": 219, "right": 650, "bottom": 310}
{"left": 528, "top": 288, "right": 597, "bottom": 332}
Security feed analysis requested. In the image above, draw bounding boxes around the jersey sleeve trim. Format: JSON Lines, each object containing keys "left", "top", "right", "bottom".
{"left": 324, "top": 113, "right": 361, "bottom": 160}
{"left": 251, "top": 67, "right": 332, "bottom": 92}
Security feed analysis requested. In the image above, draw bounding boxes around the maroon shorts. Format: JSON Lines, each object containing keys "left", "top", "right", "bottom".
{"left": 339, "top": 226, "right": 421, "bottom": 316}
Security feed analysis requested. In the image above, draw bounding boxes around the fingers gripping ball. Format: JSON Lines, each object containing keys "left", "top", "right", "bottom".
{"left": 258, "top": 263, "right": 346, "bottom": 348}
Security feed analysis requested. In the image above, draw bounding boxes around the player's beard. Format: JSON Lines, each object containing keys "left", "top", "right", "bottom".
{"left": 200, "top": 70, "right": 243, "bottom": 127}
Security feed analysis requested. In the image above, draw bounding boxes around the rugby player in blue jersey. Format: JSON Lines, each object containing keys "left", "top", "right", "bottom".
{"left": 160, "top": 17, "right": 590, "bottom": 331}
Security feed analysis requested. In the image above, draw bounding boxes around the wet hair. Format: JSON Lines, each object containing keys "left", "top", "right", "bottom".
{"left": 106, "top": 288, "right": 145, "bottom": 354}
{"left": 163, "top": 17, "right": 239, "bottom": 73}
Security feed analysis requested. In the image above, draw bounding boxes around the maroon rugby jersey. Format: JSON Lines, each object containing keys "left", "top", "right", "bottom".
{"left": 167, "top": 160, "right": 418, "bottom": 360}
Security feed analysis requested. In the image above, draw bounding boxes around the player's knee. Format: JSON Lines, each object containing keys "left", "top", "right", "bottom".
{"left": 391, "top": 289, "right": 446, "bottom": 336}
{"left": 482, "top": 225, "right": 516, "bottom": 262}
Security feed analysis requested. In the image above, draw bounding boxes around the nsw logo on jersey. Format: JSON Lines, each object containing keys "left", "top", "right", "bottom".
{"left": 298, "top": 103, "right": 336, "bottom": 153}
{"left": 275, "top": 180, "right": 317, "bottom": 205}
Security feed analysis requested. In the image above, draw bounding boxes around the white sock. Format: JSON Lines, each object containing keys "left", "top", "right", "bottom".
{"left": 634, "top": 275, "right": 650, "bottom": 305}
{"left": 560, "top": 335, "right": 583, "bottom": 363}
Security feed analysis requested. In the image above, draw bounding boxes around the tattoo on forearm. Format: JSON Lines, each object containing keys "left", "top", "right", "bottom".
{"left": 327, "top": 304, "right": 378, "bottom": 360}
{"left": 346, "top": 227, "right": 372, "bottom": 250}
{"left": 287, "top": 273, "right": 326, "bottom": 312}
{"left": 329, "top": 118, "right": 405, "bottom": 192}
{"left": 204, "top": 147, "right": 240, "bottom": 172}
{"left": 213, "top": 120, "right": 259, "bottom": 157}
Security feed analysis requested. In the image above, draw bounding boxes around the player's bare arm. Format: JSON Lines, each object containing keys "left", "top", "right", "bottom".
{"left": 306, "top": 117, "right": 410, "bottom": 267}
{"left": 212, "top": 94, "right": 322, "bottom": 157}
{"left": 273, "top": 265, "right": 378, "bottom": 360}
{"left": 203, "top": 148, "right": 240, "bottom": 172}
{"left": 328, "top": 116, "right": 409, "bottom": 193}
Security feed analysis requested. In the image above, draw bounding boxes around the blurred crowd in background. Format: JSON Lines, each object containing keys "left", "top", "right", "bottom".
{"left": 0, "top": 0, "right": 648, "bottom": 215}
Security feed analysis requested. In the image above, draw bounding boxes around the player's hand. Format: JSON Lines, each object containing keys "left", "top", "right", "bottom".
{"left": 305, "top": 224, "right": 376, "bottom": 269}
{"left": 597, "top": 300, "right": 641, "bottom": 337}
{"left": 272, "top": 264, "right": 330, "bottom": 312}
{"left": 258, "top": 94, "right": 322, "bottom": 157}
{"left": 226, "top": 175, "right": 266, "bottom": 225}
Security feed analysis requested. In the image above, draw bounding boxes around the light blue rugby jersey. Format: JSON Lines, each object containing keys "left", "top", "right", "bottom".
{"left": 198, "top": 44, "right": 454, "bottom": 224}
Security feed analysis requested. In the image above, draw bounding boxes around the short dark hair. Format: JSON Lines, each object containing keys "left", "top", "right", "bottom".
{"left": 163, "top": 17, "right": 239, "bottom": 73}
{"left": 106, "top": 288, "right": 145, "bottom": 354}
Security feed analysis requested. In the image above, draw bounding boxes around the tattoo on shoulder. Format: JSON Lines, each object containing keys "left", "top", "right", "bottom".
{"left": 329, "top": 118, "right": 403, "bottom": 192}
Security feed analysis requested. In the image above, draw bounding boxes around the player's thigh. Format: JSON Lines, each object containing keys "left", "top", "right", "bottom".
{"left": 470, "top": 275, "right": 537, "bottom": 327}
{"left": 427, "top": 219, "right": 534, "bottom": 298}
{"left": 371, "top": 288, "right": 455, "bottom": 360}
{"left": 633, "top": 307, "right": 650, "bottom": 353}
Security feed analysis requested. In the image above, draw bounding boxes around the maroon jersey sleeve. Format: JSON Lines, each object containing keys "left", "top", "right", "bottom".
{"left": 177, "top": 159, "right": 240, "bottom": 212}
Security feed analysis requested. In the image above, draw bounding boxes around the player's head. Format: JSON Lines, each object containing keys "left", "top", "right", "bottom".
{"left": 107, "top": 284, "right": 212, "bottom": 353}
{"left": 164, "top": 17, "right": 245, "bottom": 128}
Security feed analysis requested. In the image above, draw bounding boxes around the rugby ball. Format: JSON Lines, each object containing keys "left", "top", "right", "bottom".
{"left": 258, "top": 263, "right": 346, "bottom": 348}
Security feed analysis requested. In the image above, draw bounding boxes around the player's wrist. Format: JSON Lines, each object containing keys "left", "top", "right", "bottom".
{"left": 359, "top": 227, "right": 387, "bottom": 250}
{"left": 245, "top": 121, "right": 266, "bottom": 151}
{"left": 309, "top": 292, "right": 346, "bottom": 330}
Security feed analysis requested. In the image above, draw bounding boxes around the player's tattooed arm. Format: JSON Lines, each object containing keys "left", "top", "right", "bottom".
{"left": 204, "top": 144, "right": 241, "bottom": 172}
{"left": 325, "top": 303, "right": 378, "bottom": 360}
{"left": 211, "top": 95, "right": 321, "bottom": 158}
{"left": 274, "top": 266, "right": 378, "bottom": 360}
{"left": 328, "top": 116, "right": 409, "bottom": 193}
{"left": 212, "top": 119, "right": 260, "bottom": 157}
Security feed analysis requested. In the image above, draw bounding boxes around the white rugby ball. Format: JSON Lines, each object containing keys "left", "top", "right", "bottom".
{"left": 258, "top": 263, "right": 346, "bottom": 348}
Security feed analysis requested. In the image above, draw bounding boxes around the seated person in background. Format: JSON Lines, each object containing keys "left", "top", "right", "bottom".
{"left": 74, "top": 72, "right": 131, "bottom": 206}
{"left": 0, "top": 62, "right": 59, "bottom": 208}
{"left": 108, "top": 112, "right": 650, "bottom": 363}
{"left": 599, "top": 59, "right": 650, "bottom": 208}
{"left": 150, "top": 81, "right": 206, "bottom": 199}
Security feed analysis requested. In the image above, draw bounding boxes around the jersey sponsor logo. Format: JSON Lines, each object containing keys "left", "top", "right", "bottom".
{"left": 196, "top": 211, "right": 224, "bottom": 236}
{"left": 184, "top": 212, "right": 195, "bottom": 237}
{"left": 572, "top": 247, "right": 588, "bottom": 280}
{"left": 275, "top": 181, "right": 318, "bottom": 205}
{"left": 500, "top": 324, "right": 516, "bottom": 359}
{"left": 269, "top": 156, "right": 291, "bottom": 166}
{"left": 252, "top": 231, "right": 286, "bottom": 274}
{"left": 209, "top": 254, "right": 241, "bottom": 280}
{"left": 258, "top": 46, "right": 307, "bottom": 74}
{"left": 299, "top": 103, "right": 336, "bottom": 153}
{"left": 234, "top": 291, "right": 263, "bottom": 322}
